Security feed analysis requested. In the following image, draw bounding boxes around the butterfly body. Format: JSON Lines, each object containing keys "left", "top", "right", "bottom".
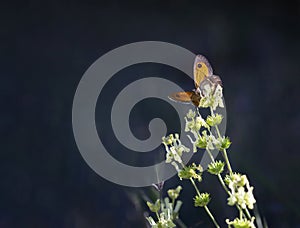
{"left": 169, "top": 55, "right": 222, "bottom": 107}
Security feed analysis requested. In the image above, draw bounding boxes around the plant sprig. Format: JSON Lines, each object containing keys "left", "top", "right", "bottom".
{"left": 146, "top": 79, "right": 263, "bottom": 228}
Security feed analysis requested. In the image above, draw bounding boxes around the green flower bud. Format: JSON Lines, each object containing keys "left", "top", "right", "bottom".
{"left": 226, "top": 217, "right": 256, "bottom": 228}
{"left": 147, "top": 199, "right": 161, "bottom": 213}
{"left": 196, "top": 136, "right": 207, "bottom": 149}
{"left": 224, "top": 172, "right": 242, "bottom": 186}
{"left": 178, "top": 167, "right": 196, "bottom": 180}
{"left": 178, "top": 164, "right": 202, "bottom": 182}
{"left": 207, "top": 160, "right": 225, "bottom": 175}
{"left": 162, "top": 135, "right": 174, "bottom": 146}
{"left": 167, "top": 186, "right": 182, "bottom": 200}
{"left": 216, "top": 136, "right": 231, "bottom": 151}
{"left": 191, "top": 163, "right": 203, "bottom": 172}
{"left": 194, "top": 193, "right": 211, "bottom": 207}
{"left": 206, "top": 113, "right": 223, "bottom": 127}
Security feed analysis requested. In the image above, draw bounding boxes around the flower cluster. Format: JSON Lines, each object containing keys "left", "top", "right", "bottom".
{"left": 146, "top": 212, "right": 176, "bottom": 228}
{"left": 146, "top": 56, "right": 263, "bottom": 227}
{"left": 194, "top": 192, "right": 211, "bottom": 207}
{"left": 167, "top": 185, "right": 182, "bottom": 201}
{"left": 199, "top": 83, "right": 224, "bottom": 110}
{"left": 208, "top": 160, "right": 225, "bottom": 175}
{"left": 226, "top": 217, "right": 256, "bottom": 228}
{"left": 225, "top": 173, "right": 256, "bottom": 210}
{"left": 185, "top": 109, "right": 209, "bottom": 134}
{"left": 206, "top": 113, "right": 223, "bottom": 127}
{"left": 147, "top": 199, "right": 161, "bottom": 213}
{"left": 146, "top": 186, "right": 183, "bottom": 228}
{"left": 184, "top": 109, "right": 231, "bottom": 154}
{"left": 178, "top": 163, "right": 203, "bottom": 182}
{"left": 162, "top": 134, "right": 190, "bottom": 166}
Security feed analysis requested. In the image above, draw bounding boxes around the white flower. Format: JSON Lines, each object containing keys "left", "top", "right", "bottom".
{"left": 199, "top": 83, "right": 224, "bottom": 110}
{"left": 186, "top": 109, "right": 196, "bottom": 119}
{"left": 245, "top": 186, "right": 256, "bottom": 209}
{"left": 195, "top": 116, "right": 209, "bottom": 129}
{"left": 163, "top": 134, "right": 190, "bottom": 165}
{"left": 226, "top": 173, "right": 257, "bottom": 210}
{"left": 212, "top": 85, "right": 224, "bottom": 110}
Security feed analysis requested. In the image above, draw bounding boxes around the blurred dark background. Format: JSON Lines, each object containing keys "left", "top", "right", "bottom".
{"left": 1, "top": 0, "right": 300, "bottom": 227}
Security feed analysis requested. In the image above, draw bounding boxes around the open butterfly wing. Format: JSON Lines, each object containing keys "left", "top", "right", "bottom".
{"left": 168, "top": 91, "right": 194, "bottom": 104}
{"left": 193, "top": 55, "right": 214, "bottom": 88}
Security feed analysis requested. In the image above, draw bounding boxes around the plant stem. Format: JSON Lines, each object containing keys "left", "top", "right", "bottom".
{"left": 206, "top": 148, "right": 229, "bottom": 192}
{"left": 209, "top": 107, "right": 233, "bottom": 174}
{"left": 171, "top": 198, "right": 175, "bottom": 210}
{"left": 155, "top": 212, "right": 159, "bottom": 221}
{"left": 190, "top": 178, "right": 220, "bottom": 228}
{"left": 206, "top": 147, "right": 216, "bottom": 162}
{"left": 204, "top": 205, "right": 220, "bottom": 228}
{"left": 222, "top": 149, "right": 233, "bottom": 174}
{"left": 190, "top": 178, "right": 201, "bottom": 196}
{"left": 239, "top": 207, "right": 243, "bottom": 219}
{"left": 208, "top": 108, "right": 256, "bottom": 221}
{"left": 244, "top": 208, "right": 252, "bottom": 220}
{"left": 217, "top": 173, "right": 229, "bottom": 192}
{"left": 206, "top": 148, "right": 250, "bottom": 219}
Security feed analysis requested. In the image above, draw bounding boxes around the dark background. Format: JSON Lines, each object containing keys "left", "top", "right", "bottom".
{"left": 1, "top": 0, "right": 300, "bottom": 227}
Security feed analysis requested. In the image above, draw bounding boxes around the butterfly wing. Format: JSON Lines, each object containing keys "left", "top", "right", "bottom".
{"left": 193, "top": 55, "right": 213, "bottom": 88}
{"left": 168, "top": 91, "right": 194, "bottom": 103}
{"left": 168, "top": 55, "right": 215, "bottom": 106}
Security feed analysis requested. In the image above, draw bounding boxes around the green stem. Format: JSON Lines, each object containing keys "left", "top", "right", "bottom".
{"left": 171, "top": 198, "right": 175, "bottom": 210}
{"left": 174, "top": 133, "right": 220, "bottom": 227}
{"left": 155, "top": 212, "right": 160, "bottom": 221}
{"left": 206, "top": 148, "right": 215, "bottom": 162}
{"left": 206, "top": 149, "right": 249, "bottom": 219}
{"left": 209, "top": 107, "right": 222, "bottom": 139}
{"left": 190, "top": 178, "right": 201, "bottom": 196}
{"left": 239, "top": 207, "right": 243, "bottom": 219}
{"left": 202, "top": 100, "right": 254, "bottom": 222}
{"left": 244, "top": 208, "right": 252, "bottom": 220}
{"left": 222, "top": 149, "right": 233, "bottom": 174}
{"left": 190, "top": 178, "right": 220, "bottom": 228}
{"left": 209, "top": 107, "right": 233, "bottom": 174}
{"left": 206, "top": 148, "right": 229, "bottom": 192}
{"left": 217, "top": 173, "right": 229, "bottom": 192}
{"left": 204, "top": 206, "right": 220, "bottom": 228}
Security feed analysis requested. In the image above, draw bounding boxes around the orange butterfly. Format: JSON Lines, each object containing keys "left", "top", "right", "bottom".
{"left": 169, "top": 55, "right": 222, "bottom": 107}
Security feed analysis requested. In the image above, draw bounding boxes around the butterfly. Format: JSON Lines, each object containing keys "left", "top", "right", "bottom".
{"left": 169, "top": 55, "right": 222, "bottom": 107}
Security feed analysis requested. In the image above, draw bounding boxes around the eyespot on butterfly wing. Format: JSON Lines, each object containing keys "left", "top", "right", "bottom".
{"left": 193, "top": 55, "right": 214, "bottom": 88}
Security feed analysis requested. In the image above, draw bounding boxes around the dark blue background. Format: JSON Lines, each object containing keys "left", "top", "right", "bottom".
{"left": 1, "top": 0, "right": 300, "bottom": 227}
